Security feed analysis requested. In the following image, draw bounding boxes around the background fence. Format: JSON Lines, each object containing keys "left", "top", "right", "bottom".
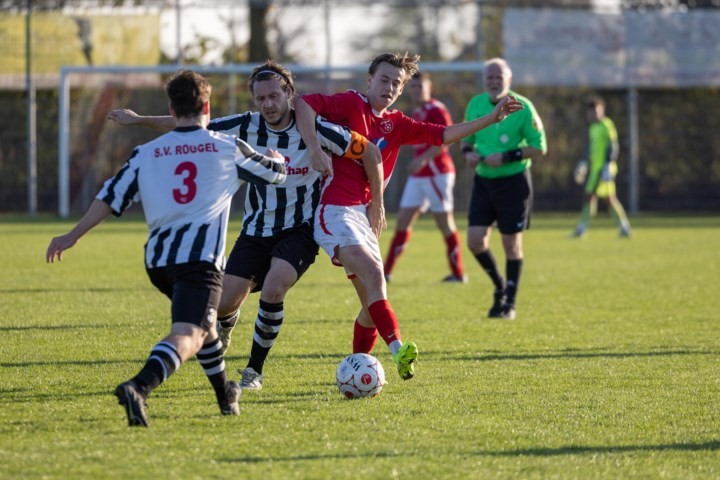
{"left": 1, "top": 1, "right": 719, "bottom": 215}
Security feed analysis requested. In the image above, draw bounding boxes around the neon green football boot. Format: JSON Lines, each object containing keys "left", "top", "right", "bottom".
{"left": 393, "top": 341, "right": 418, "bottom": 380}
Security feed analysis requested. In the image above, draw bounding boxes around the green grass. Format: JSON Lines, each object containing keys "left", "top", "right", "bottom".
{"left": 1, "top": 213, "right": 720, "bottom": 479}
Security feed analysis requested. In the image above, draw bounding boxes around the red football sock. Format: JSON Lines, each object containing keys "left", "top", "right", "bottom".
{"left": 353, "top": 319, "right": 378, "bottom": 354}
{"left": 384, "top": 230, "right": 410, "bottom": 276}
{"left": 445, "top": 230, "right": 465, "bottom": 278}
{"left": 367, "top": 299, "right": 401, "bottom": 346}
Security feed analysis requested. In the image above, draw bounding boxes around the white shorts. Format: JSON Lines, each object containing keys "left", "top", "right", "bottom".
{"left": 398, "top": 173, "right": 455, "bottom": 213}
{"left": 314, "top": 204, "right": 382, "bottom": 278}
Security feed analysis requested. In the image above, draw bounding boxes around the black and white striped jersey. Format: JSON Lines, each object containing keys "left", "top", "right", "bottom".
{"left": 208, "top": 111, "right": 355, "bottom": 237}
{"left": 96, "top": 126, "right": 286, "bottom": 270}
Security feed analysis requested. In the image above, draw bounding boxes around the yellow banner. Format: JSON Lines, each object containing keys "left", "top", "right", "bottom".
{"left": 0, "top": 13, "right": 160, "bottom": 73}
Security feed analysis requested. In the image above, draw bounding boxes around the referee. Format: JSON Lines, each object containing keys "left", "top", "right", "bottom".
{"left": 460, "top": 58, "right": 547, "bottom": 320}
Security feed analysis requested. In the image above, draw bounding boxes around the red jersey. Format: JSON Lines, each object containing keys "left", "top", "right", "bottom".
{"left": 411, "top": 98, "right": 455, "bottom": 177}
{"left": 301, "top": 90, "right": 445, "bottom": 206}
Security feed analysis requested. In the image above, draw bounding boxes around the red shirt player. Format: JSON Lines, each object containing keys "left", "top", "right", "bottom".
{"left": 293, "top": 52, "right": 523, "bottom": 382}
{"left": 384, "top": 71, "right": 466, "bottom": 284}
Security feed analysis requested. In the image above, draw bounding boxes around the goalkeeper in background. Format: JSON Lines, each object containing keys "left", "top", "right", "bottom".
{"left": 572, "top": 96, "right": 631, "bottom": 238}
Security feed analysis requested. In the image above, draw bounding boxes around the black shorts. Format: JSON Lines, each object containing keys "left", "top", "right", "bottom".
{"left": 146, "top": 261, "right": 223, "bottom": 331}
{"left": 225, "top": 223, "right": 319, "bottom": 292}
{"left": 468, "top": 169, "right": 533, "bottom": 234}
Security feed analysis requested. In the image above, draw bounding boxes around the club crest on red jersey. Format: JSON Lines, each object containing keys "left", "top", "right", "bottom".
{"left": 379, "top": 119, "right": 393, "bottom": 134}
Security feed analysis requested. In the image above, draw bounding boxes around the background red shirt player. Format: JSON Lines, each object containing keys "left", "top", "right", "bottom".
{"left": 383, "top": 71, "right": 466, "bottom": 284}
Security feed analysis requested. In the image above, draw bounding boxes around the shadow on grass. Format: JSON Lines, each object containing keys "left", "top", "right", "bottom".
{"left": 0, "top": 387, "right": 119, "bottom": 405}
{"left": 220, "top": 451, "right": 402, "bottom": 464}
{"left": 423, "top": 347, "right": 720, "bottom": 362}
{"left": 219, "top": 440, "right": 720, "bottom": 464}
{"left": 481, "top": 440, "right": 720, "bottom": 456}
{"left": 0, "top": 323, "right": 136, "bottom": 332}
{"left": 0, "top": 287, "right": 149, "bottom": 294}
{"left": 1, "top": 358, "right": 141, "bottom": 368}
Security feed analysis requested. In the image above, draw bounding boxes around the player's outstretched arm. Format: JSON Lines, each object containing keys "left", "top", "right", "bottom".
{"left": 292, "top": 97, "right": 333, "bottom": 176}
{"left": 443, "top": 95, "right": 523, "bottom": 145}
{"left": 46, "top": 200, "right": 113, "bottom": 263}
{"left": 107, "top": 109, "right": 176, "bottom": 133}
{"left": 234, "top": 139, "right": 287, "bottom": 186}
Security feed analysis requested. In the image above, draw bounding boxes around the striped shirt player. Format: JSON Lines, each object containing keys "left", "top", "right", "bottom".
{"left": 208, "top": 110, "right": 369, "bottom": 390}
{"left": 384, "top": 72, "right": 466, "bottom": 284}
{"left": 105, "top": 62, "right": 373, "bottom": 393}
{"left": 47, "top": 69, "right": 288, "bottom": 427}
{"left": 98, "top": 126, "right": 286, "bottom": 270}
{"left": 208, "top": 111, "right": 361, "bottom": 238}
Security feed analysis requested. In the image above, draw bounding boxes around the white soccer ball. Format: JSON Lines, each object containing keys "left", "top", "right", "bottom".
{"left": 336, "top": 353, "right": 386, "bottom": 399}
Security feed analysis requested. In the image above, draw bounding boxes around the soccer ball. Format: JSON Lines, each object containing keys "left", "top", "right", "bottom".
{"left": 336, "top": 353, "right": 386, "bottom": 399}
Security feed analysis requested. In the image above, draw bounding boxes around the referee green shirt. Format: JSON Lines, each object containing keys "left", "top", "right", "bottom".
{"left": 463, "top": 90, "right": 547, "bottom": 179}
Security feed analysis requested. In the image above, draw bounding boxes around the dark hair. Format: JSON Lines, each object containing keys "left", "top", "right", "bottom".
{"left": 248, "top": 60, "right": 295, "bottom": 96}
{"left": 165, "top": 70, "right": 212, "bottom": 119}
{"left": 368, "top": 52, "right": 420, "bottom": 85}
{"left": 586, "top": 96, "right": 605, "bottom": 108}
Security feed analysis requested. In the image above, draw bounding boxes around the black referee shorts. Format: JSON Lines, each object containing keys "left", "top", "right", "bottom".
{"left": 146, "top": 261, "right": 223, "bottom": 331}
{"left": 468, "top": 169, "right": 533, "bottom": 235}
{"left": 225, "top": 223, "right": 319, "bottom": 292}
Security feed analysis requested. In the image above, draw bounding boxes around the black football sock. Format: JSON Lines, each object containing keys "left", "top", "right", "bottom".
{"left": 505, "top": 259, "right": 523, "bottom": 306}
{"left": 474, "top": 250, "right": 505, "bottom": 290}
{"left": 131, "top": 341, "right": 181, "bottom": 396}
{"left": 197, "top": 336, "right": 228, "bottom": 404}
{"left": 247, "top": 300, "right": 283, "bottom": 374}
{"left": 218, "top": 310, "right": 239, "bottom": 329}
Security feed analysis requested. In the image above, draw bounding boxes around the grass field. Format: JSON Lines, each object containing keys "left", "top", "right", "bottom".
{"left": 1, "top": 213, "right": 719, "bottom": 479}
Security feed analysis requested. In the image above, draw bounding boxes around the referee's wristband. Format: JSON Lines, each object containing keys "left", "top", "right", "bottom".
{"left": 502, "top": 148, "right": 524, "bottom": 163}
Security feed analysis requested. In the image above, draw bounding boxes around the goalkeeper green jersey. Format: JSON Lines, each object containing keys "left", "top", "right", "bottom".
{"left": 588, "top": 116, "right": 618, "bottom": 173}
{"left": 463, "top": 90, "right": 547, "bottom": 179}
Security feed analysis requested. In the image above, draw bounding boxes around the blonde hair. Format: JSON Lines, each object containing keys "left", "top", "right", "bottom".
{"left": 368, "top": 52, "right": 420, "bottom": 85}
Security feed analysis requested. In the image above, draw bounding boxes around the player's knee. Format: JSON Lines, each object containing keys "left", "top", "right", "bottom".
{"left": 467, "top": 235, "right": 487, "bottom": 254}
{"left": 218, "top": 295, "right": 242, "bottom": 317}
{"left": 260, "top": 284, "right": 290, "bottom": 304}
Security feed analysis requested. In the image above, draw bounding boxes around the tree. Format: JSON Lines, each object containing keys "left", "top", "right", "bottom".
{"left": 249, "top": 0, "right": 272, "bottom": 62}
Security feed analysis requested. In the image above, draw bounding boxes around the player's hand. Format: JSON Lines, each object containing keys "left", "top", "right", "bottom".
{"left": 574, "top": 159, "right": 588, "bottom": 185}
{"left": 107, "top": 108, "right": 140, "bottom": 125}
{"left": 309, "top": 147, "right": 333, "bottom": 176}
{"left": 367, "top": 202, "right": 386, "bottom": 239}
{"left": 483, "top": 153, "right": 503, "bottom": 167}
{"left": 464, "top": 151, "right": 482, "bottom": 169}
{"left": 46, "top": 233, "right": 77, "bottom": 263}
{"left": 493, "top": 95, "right": 523, "bottom": 123}
{"left": 408, "top": 158, "right": 426, "bottom": 175}
{"left": 263, "top": 148, "right": 285, "bottom": 161}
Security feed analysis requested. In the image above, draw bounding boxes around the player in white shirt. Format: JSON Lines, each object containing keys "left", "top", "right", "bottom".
{"left": 47, "top": 70, "right": 287, "bottom": 427}
{"left": 107, "top": 61, "right": 378, "bottom": 391}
